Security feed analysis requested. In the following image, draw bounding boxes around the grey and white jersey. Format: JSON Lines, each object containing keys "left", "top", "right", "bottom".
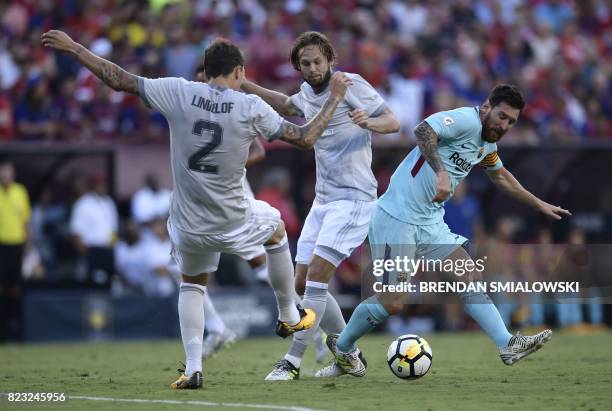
{"left": 138, "top": 77, "right": 283, "bottom": 234}
{"left": 290, "top": 73, "right": 385, "bottom": 203}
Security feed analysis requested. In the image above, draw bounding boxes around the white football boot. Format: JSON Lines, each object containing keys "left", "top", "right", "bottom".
{"left": 499, "top": 329, "right": 552, "bottom": 365}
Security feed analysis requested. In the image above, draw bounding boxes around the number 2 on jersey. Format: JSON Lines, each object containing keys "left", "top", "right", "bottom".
{"left": 188, "top": 120, "right": 223, "bottom": 174}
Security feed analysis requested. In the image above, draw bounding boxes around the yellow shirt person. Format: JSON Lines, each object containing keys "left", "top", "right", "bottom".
{"left": 0, "top": 179, "right": 31, "bottom": 245}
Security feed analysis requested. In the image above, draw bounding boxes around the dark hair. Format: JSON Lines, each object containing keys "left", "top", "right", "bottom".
{"left": 195, "top": 62, "right": 205, "bottom": 76}
{"left": 204, "top": 39, "right": 244, "bottom": 78}
{"left": 488, "top": 84, "right": 525, "bottom": 111}
{"left": 290, "top": 31, "right": 336, "bottom": 71}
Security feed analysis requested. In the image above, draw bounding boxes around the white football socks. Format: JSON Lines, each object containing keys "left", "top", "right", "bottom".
{"left": 283, "top": 281, "right": 328, "bottom": 368}
{"left": 264, "top": 236, "right": 300, "bottom": 325}
{"left": 179, "top": 283, "right": 206, "bottom": 377}
{"left": 320, "top": 292, "right": 346, "bottom": 334}
{"left": 285, "top": 285, "right": 339, "bottom": 368}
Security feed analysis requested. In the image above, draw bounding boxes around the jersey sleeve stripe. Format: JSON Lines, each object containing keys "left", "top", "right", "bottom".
{"left": 268, "top": 120, "right": 284, "bottom": 142}
{"left": 137, "top": 77, "right": 152, "bottom": 108}
{"left": 370, "top": 103, "right": 387, "bottom": 118}
{"left": 411, "top": 154, "right": 426, "bottom": 177}
{"left": 479, "top": 152, "right": 499, "bottom": 167}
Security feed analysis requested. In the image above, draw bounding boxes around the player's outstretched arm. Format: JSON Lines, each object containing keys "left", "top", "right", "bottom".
{"left": 277, "top": 72, "right": 351, "bottom": 150}
{"left": 242, "top": 80, "right": 303, "bottom": 117}
{"left": 486, "top": 167, "right": 572, "bottom": 220}
{"left": 414, "top": 121, "right": 451, "bottom": 203}
{"left": 349, "top": 106, "right": 400, "bottom": 134}
{"left": 41, "top": 30, "right": 138, "bottom": 95}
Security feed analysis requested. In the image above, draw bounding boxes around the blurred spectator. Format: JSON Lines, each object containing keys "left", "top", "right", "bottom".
{"left": 131, "top": 173, "right": 171, "bottom": 225}
{"left": 29, "top": 188, "right": 68, "bottom": 273}
{"left": 387, "top": 0, "right": 428, "bottom": 45}
{"left": 256, "top": 167, "right": 301, "bottom": 240}
{"left": 0, "top": 42, "right": 21, "bottom": 91}
{"left": 515, "top": 226, "right": 557, "bottom": 328}
{"left": 69, "top": 173, "right": 118, "bottom": 287}
{"left": 534, "top": 0, "right": 575, "bottom": 33}
{"left": 0, "top": 160, "right": 31, "bottom": 341}
{"left": 556, "top": 228, "right": 605, "bottom": 333}
{"left": 485, "top": 217, "right": 520, "bottom": 327}
{"left": 115, "top": 217, "right": 174, "bottom": 297}
{"left": 556, "top": 228, "right": 585, "bottom": 329}
{"left": 14, "top": 78, "right": 60, "bottom": 141}
{"left": 528, "top": 23, "right": 559, "bottom": 69}
{"left": 0, "top": 85, "right": 14, "bottom": 141}
{"left": 114, "top": 219, "right": 147, "bottom": 293}
{"left": 376, "top": 73, "right": 424, "bottom": 144}
{"left": 140, "top": 217, "right": 174, "bottom": 297}
{"left": 164, "top": 27, "right": 199, "bottom": 79}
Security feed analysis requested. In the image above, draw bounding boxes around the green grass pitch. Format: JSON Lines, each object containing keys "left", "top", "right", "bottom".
{"left": 1, "top": 332, "right": 611, "bottom": 411}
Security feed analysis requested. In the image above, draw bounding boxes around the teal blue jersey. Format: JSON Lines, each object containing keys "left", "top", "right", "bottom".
{"left": 378, "top": 106, "right": 503, "bottom": 225}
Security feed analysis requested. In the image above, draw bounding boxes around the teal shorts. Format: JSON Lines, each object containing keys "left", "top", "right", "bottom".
{"left": 368, "top": 205, "right": 467, "bottom": 280}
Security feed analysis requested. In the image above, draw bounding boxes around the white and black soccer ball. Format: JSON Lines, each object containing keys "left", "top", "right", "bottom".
{"left": 387, "top": 334, "right": 433, "bottom": 379}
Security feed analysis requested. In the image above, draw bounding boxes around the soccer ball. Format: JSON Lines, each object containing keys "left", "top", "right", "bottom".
{"left": 386, "top": 334, "right": 433, "bottom": 379}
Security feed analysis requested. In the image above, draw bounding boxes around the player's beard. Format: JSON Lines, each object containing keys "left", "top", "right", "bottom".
{"left": 305, "top": 68, "right": 332, "bottom": 94}
{"left": 482, "top": 114, "right": 504, "bottom": 143}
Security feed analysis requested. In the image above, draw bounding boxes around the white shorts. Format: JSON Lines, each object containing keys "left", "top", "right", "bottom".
{"left": 240, "top": 243, "right": 266, "bottom": 261}
{"left": 243, "top": 177, "right": 255, "bottom": 199}
{"left": 168, "top": 198, "right": 280, "bottom": 276}
{"left": 296, "top": 199, "right": 376, "bottom": 267}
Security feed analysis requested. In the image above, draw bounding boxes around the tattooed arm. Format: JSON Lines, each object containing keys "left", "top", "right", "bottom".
{"left": 242, "top": 80, "right": 304, "bottom": 117}
{"left": 41, "top": 30, "right": 138, "bottom": 94}
{"left": 414, "top": 121, "right": 445, "bottom": 172}
{"left": 413, "top": 121, "right": 451, "bottom": 202}
{"left": 277, "top": 72, "right": 352, "bottom": 150}
{"left": 277, "top": 97, "right": 340, "bottom": 149}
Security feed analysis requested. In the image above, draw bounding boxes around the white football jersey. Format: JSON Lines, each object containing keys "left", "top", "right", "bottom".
{"left": 290, "top": 73, "right": 385, "bottom": 203}
{"left": 138, "top": 77, "right": 283, "bottom": 234}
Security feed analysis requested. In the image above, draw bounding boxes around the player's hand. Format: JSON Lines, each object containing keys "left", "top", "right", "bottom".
{"left": 537, "top": 201, "right": 572, "bottom": 220}
{"left": 329, "top": 72, "right": 352, "bottom": 99}
{"left": 432, "top": 171, "right": 451, "bottom": 203}
{"left": 349, "top": 108, "right": 370, "bottom": 129}
{"left": 41, "top": 30, "right": 79, "bottom": 54}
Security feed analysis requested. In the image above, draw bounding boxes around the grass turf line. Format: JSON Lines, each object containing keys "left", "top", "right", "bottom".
{"left": 1, "top": 332, "right": 611, "bottom": 411}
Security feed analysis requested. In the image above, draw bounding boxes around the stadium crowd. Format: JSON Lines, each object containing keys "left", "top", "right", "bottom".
{"left": 0, "top": 0, "right": 610, "bottom": 144}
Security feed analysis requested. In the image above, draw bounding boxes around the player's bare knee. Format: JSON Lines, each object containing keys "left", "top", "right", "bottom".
{"left": 264, "top": 221, "right": 286, "bottom": 246}
{"left": 181, "top": 272, "right": 209, "bottom": 286}
{"left": 294, "top": 264, "right": 308, "bottom": 295}
{"left": 295, "top": 274, "right": 306, "bottom": 296}
{"left": 306, "top": 255, "right": 336, "bottom": 284}
{"left": 248, "top": 254, "right": 266, "bottom": 269}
